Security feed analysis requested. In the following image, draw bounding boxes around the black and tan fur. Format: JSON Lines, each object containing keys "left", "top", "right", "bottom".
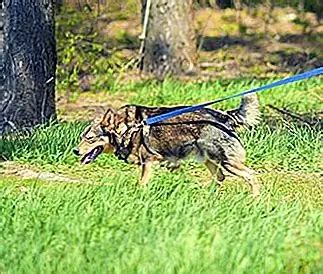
{"left": 74, "top": 95, "right": 261, "bottom": 196}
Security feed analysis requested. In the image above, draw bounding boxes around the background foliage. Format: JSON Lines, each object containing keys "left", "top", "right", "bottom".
{"left": 0, "top": 1, "right": 322, "bottom": 273}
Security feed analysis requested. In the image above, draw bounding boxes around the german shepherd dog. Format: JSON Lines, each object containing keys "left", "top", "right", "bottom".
{"left": 74, "top": 95, "right": 261, "bottom": 196}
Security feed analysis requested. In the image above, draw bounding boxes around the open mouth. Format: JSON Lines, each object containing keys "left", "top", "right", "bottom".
{"left": 81, "top": 146, "right": 104, "bottom": 164}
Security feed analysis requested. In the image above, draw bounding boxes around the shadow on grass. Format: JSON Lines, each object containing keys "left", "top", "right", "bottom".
{"left": 198, "top": 33, "right": 323, "bottom": 72}
{"left": 271, "top": 50, "right": 323, "bottom": 71}
{"left": 198, "top": 35, "right": 260, "bottom": 51}
{"left": 278, "top": 33, "right": 323, "bottom": 45}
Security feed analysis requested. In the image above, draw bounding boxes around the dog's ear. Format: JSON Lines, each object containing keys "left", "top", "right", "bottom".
{"left": 101, "top": 107, "right": 116, "bottom": 128}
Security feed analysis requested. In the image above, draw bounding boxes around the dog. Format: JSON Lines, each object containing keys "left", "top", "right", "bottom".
{"left": 74, "top": 94, "right": 261, "bottom": 196}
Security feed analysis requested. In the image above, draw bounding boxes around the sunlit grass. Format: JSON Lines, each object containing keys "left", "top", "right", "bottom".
{"left": 0, "top": 174, "right": 321, "bottom": 273}
{"left": 0, "top": 77, "right": 322, "bottom": 273}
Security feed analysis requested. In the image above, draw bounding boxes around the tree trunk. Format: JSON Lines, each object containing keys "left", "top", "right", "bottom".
{"left": 0, "top": 2, "right": 4, "bottom": 110}
{"left": 140, "top": 0, "right": 197, "bottom": 79}
{"left": 0, "top": 0, "right": 57, "bottom": 134}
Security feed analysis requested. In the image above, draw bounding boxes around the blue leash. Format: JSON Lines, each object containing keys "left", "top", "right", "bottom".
{"left": 144, "top": 67, "right": 323, "bottom": 126}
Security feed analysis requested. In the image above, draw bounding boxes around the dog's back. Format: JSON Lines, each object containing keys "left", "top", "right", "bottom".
{"left": 118, "top": 94, "right": 259, "bottom": 161}
{"left": 120, "top": 94, "right": 260, "bottom": 129}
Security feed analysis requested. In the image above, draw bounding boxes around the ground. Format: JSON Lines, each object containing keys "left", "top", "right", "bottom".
{"left": 0, "top": 77, "right": 322, "bottom": 273}
{"left": 0, "top": 5, "right": 322, "bottom": 274}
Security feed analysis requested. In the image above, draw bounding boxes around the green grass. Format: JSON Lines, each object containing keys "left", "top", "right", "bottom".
{"left": 123, "top": 77, "right": 322, "bottom": 113}
{"left": 0, "top": 77, "right": 322, "bottom": 273}
{"left": 0, "top": 175, "right": 321, "bottom": 274}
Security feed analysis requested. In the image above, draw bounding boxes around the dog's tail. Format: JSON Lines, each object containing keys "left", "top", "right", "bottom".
{"left": 228, "top": 94, "right": 261, "bottom": 128}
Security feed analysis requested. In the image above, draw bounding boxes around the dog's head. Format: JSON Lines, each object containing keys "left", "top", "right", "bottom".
{"left": 73, "top": 105, "right": 141, "bottom": 164}
{"left": 73, "top": 108, "right": 118, "bottom": 164}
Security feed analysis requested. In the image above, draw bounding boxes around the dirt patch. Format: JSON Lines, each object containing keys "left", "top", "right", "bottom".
{"left": 0, "top": 161, "right": 84, "bottom": 184}
{"left": 57, "top": 91, "right": 133, "bottom": 121}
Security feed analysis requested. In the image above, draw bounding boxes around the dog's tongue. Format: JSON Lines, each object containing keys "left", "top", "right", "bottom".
{"left": 81, "top": 146, "right": 103, "bottom": 164}
{"left": 82, "top": 155, "right": 93, "bottom": 165}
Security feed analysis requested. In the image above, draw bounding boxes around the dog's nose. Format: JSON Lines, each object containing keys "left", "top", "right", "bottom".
{"left": 73, "top": 147, "right": 80, "bottom": 156}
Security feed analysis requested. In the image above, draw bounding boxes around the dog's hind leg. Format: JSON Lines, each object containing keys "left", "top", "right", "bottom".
{"left": 222, "top": 162, "right": 260, "bottom": 197}
{"left": 139, "top": 161, "right": 154, "bottom": 186}
{"left": 205, "top": 160, "right": 225, "bottom": 186}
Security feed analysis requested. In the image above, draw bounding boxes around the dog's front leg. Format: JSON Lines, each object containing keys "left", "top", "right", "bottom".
{"left": 138, "top": 144, "right": 162, "bottom": 186}
{"left": 139, "top": 161, "right": 154, "bottom": 186}
{"left": 205, "top": 160, "right": 225, "bottom": 187}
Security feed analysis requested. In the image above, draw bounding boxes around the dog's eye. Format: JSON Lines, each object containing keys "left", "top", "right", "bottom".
{"left": 81, "top": 125, "right": 92, "bottom": 139}
{"left": 100, "top": 126, "right": 111, "bottom": 136}
{"left": 86, "top": 135, "right": 95, "bottom": 142}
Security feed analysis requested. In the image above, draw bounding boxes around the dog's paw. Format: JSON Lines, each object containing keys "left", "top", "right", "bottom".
{"left": 161, "top": 161, "right": 181, "bottom": 172}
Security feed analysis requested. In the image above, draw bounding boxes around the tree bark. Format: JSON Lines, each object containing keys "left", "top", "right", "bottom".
{"left": 0, "top": 0, "right": 57, "bottom": 134}
{"left": 0, "top": 2, "right": 4, "bottom": 108}
{"left": 140, "top": 0, "right": 197, "bottom": 79}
